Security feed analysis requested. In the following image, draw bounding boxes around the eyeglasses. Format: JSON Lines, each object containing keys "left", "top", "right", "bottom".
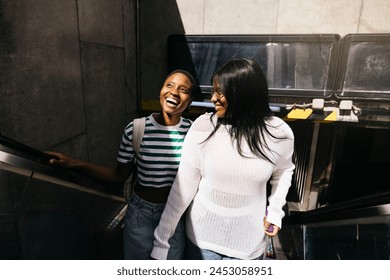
{"left": 210, "top": 88, "right": 224, "bottom": 99}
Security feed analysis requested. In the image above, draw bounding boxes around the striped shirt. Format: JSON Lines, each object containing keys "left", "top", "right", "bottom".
{"left": 117, "top": 113, "right": 192, "bottom": 188}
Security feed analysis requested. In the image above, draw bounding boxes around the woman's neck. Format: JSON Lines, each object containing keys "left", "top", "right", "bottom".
{"left": 154, "top": 112, "right": 181, "bottom": 126}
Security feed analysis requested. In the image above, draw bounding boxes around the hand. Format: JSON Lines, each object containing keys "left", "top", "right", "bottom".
{"left": 263, "top": 216, "right": 279, "bottom": 237}
{"left": 45, "top": 151, "right": 80, "bottom": 168}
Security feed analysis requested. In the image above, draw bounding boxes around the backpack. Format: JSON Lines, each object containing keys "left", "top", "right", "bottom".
{"left": 123, "top": 117, "right": 145, "bottom": 202}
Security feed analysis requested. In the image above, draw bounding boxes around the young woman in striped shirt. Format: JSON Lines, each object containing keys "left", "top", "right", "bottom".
{"left": 47, "top": 70, "right": 200, "bottom": 259}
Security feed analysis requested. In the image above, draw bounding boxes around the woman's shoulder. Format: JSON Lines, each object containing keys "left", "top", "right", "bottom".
{"left": 193, "top": 112, "right": 214, "bottom": 124}
{"left": 190, "top": 113, "right": 215, "bottom": 131}
{"left": 266, "top": 116, "right": 294, "bottom": 138}
{"left": 180, "top": 116, "right": 193, "bottom": 126}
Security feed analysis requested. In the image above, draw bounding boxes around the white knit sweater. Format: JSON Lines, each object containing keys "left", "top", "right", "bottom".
{"left": 151, "top": 113, "right": 295, "bottom": 260}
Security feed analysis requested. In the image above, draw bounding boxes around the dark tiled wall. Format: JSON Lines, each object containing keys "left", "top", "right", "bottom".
{"left": 138, "top": 0, "right": 185, "bottom": 102}
{"left": 0, "top": 0, "right": 137, "bottom": 167}
{"left": 0, "top": 0, "right": 136, "bottom": 259}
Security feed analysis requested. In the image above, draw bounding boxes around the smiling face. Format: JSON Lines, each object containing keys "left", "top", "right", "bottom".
{"left": 211, "top": 79, "right": 227, "bottom": 118}
{"left": 160, "top": 72, "right": 193, "bottom": 118}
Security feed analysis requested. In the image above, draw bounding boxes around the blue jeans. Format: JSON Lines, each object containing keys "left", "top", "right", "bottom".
{"left": 186, "top": 239, "right": 263, "bottom": 260}
{"left": 123, "top": 192, "right": 186, "bottom": 260}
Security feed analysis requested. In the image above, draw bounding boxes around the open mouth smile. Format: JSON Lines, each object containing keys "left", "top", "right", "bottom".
{"left": 166, "top": 97, "right": 179, "bottom": 107}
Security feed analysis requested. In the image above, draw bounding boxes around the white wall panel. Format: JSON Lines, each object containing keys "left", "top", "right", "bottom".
{"left": 359, "top": 0, "right": 390, "bottom": 33}
{"left": 176, "top": 0, "right": 205, "bottom": 33}
{"left": 175, "top": 0, "right": 389, "bottom": 35}
{"left": 204, "top": 0, "right": 278, "bottom": 34}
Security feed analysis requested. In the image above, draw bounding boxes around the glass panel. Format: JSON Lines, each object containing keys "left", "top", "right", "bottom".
{"left": 279, "top": 207, "right": 390, "bottom": 260}
{"left": 0, "top": 169, "right": 124, "bottom": 259}
{"left": 330, "top": 126, "right": 390, "bottom": 204}
{"left": 344, "top": 42, "right": 390, "bottom": 94}
{"left": 168, "top": 35, "right": 339, "bottom": 98}
{"left": 336, "top": 34, "right": 390, "bottom": 100}
{"left": 184, "top": 42, "right": 332, "bottom": 91}
{"left": 304, "top": 224, "right": 390, "bottom": 260}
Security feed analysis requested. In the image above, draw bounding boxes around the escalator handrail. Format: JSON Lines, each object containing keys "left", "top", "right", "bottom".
{"left": 284, "top": 191, "right": 390, "bottom": 225}
{"left": 0, "top": 135, "right": 125, "bottom": 202}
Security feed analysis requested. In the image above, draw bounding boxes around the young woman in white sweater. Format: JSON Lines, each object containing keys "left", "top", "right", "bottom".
{"left": 151, "top": 58, "right": 295, "bottom": 260}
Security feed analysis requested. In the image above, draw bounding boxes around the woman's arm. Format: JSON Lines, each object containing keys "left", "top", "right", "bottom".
{"left": 46, "top": 151, "right": 132, "bottom": 184}
{"left": 150, "top": 120, "right": 203, "bottom": 260}
{"left": 266, "top": 137, "right": 295, "bottom": 230}
{"left": 151, "top": 156, "right": 201, "bottom": 259}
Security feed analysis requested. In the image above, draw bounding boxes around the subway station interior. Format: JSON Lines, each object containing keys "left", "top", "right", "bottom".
{"left": 1, "top": 0, "right": 390, "bottom": 260}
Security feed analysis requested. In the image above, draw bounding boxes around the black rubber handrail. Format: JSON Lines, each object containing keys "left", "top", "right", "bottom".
{"left": 0, "top": 135, "right": 125, "bottom": 202}
{"left": 284, "top": 191, "right": 390, "bottom": 225}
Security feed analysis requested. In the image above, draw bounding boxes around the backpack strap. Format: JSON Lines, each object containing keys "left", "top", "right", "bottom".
{"left": 122, "top": 117, "right": 145, "bottom": 203}
{"left": 132, "top": 117, "right": 145, "bottom": 156}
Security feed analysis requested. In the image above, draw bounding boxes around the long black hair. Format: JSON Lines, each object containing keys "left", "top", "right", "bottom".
{"left": 207, "top": 58, "right": 283, "bottom": 163}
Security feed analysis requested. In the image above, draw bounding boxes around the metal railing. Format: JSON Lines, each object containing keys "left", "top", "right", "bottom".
{"left": 0, "top": 135, "right": 125, "bottom": 203}
{"left": 279, "top": 192, "right": 390, "bottom": 259}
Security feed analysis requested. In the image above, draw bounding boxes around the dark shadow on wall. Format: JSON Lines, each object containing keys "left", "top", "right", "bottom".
{"left": 0, "top": 0, "right": 137, "bottom": 164}
{"left": 0, "top": 0, "right": 86, "bottom": 150}
{"left": 0, "top": 0, "right": 136, "bottom": 260}
{"left": 138, "top": 0, "right": 186, "bottom": 110}
{"left": 0, "top": 0, "right": 188, "bottom": 261}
